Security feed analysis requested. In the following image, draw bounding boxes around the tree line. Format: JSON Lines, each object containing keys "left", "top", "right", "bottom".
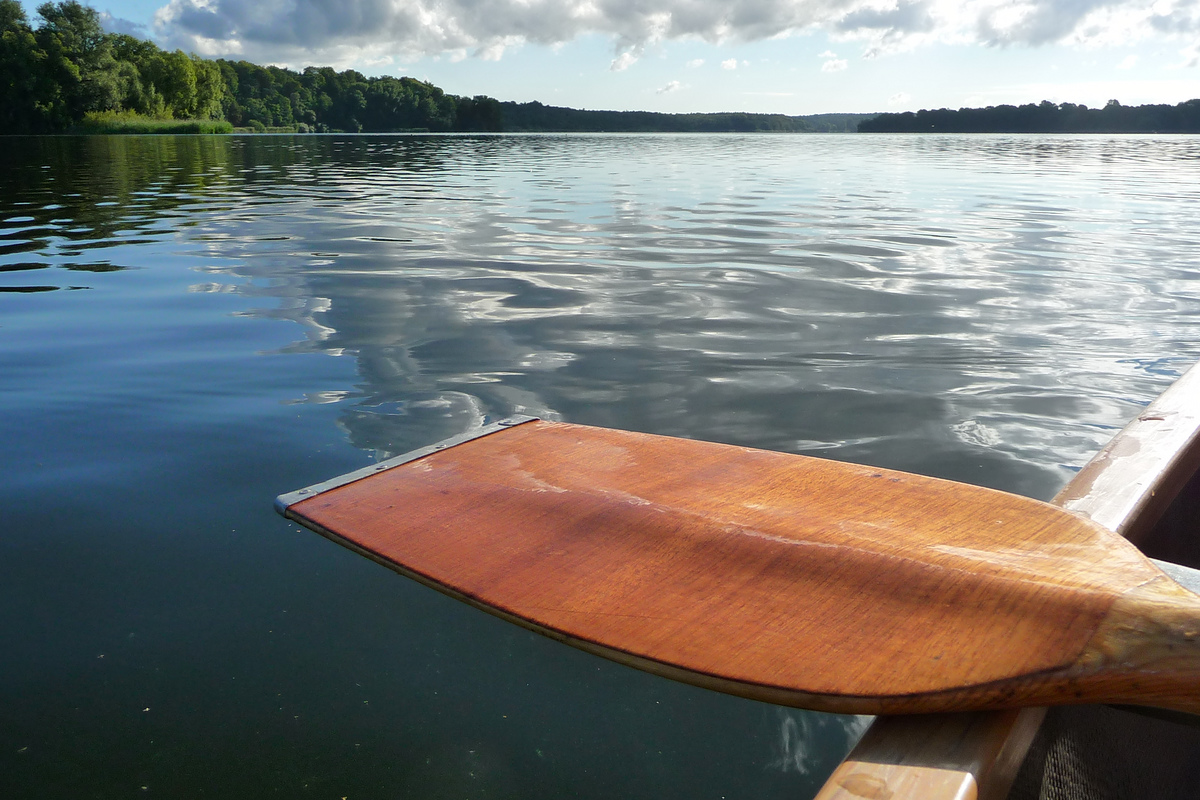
{"left": 494, "top": 104, "right": 875, "bottom": 132}
{"left": 499, "top": 101, "right": 816, "bottom": 132}
{"left": 2, "top": 1, "right": 876, "bottom": 135}
{"left": 0, "top": 0, "right": 502, "bottom": 133}
{"left": 858, "top": 99, "right": 1200, "bottom": 133}
{"left": 9, "top": 3, "right": 1200, "bottom": 136}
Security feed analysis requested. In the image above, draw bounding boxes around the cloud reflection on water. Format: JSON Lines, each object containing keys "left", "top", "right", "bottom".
{"left": 173, "top": 134, "right": 1200, "bottom": 498}
{"left": 6, "top": 133, "right": 1199, "bottom": 493}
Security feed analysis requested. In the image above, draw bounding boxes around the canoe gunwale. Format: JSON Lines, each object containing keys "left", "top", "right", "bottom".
{"left": 1055, "top": 362, "right": 1200, "bottom": 543}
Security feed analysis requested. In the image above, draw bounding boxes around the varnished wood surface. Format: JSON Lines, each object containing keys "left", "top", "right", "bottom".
{"left": 814, "top": 359, "right": 1200, "bottom": 800}
{"left": 813, "top": 709, "right": 1046, "bottom": 800}
{"left": 1056, "top": 359, "right": 1200, "bottom": 544}
{"left": 282, "top": 418, "right": 1200, "bottom": 716}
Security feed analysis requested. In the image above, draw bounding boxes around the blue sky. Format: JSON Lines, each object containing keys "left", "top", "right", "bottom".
{"left": 27, "top": 0, "right": 1200, "bottom": 114}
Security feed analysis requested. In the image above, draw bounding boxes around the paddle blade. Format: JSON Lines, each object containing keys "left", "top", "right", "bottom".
{"left": 277, "top": 419, "right": 1200, "bottom": 715}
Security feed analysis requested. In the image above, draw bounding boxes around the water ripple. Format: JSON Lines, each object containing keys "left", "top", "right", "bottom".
{"left": 4, "top": 133, "right": 1200, "bottom": 499}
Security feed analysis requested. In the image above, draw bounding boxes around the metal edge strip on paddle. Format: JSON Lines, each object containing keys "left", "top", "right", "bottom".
{"left": 273, "top": 414, "right": 539, "bottom": 514}
{"left": 1151, "top": 557, "right": 1200, "bottom": 595}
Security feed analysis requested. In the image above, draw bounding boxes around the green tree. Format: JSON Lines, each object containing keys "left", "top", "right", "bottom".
{"left": 0, "top": 0, "right": 57, "bottom": 132}
{"left": 35, "top": 1, "right": 122, "bottom": 121}
{"left": 454, "top": 95, "right": 502, "bottom": 131}
{"left": 147, "top": 49, "right": 196, "bottom": 117}
{"left": 191, "top": 56, "right": 224, "bottom": 119}
{"left": 110, "top": 32, "right": 165, "bottom": 116}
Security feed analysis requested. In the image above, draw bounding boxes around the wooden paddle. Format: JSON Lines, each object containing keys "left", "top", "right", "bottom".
{"left": 276, "top": 417, "right": 1200, "bottom": 716}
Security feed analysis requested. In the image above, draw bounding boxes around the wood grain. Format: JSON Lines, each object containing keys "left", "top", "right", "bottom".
{"left": 282, "top": 419, "right": 1200, "bottom": 715}
{"left": 813, "top": 358, "right": 1200, "bottom": 800}
{"left": 813, "top": 709, "right": 1046, "bottom": 800}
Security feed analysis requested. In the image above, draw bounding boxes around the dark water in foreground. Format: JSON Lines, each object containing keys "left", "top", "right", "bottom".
{"left": 2, "top": 133, "right": 1199, "bottom": 799}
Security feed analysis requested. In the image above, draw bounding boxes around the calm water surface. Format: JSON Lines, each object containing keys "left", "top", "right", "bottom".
{"left": 2, "top": 133, "right": 1199, "bottom": 798}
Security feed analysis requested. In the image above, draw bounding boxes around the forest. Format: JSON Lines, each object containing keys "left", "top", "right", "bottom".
{"left": 12, "top": 1, "right": 1197, "bottom": 136}
{"left": 497, "top": 103, "right": 871, "bottom": 132}
{"left": 1, "top": 1, "right": 872, "bottom": 134}
{"left": 0, "top": 0, "right": 500, "bottom": 133}
{"left": 858, "top": 100, "right": 1200, "bottom": 133}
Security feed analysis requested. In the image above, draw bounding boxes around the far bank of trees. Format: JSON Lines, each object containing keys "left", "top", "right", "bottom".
{"left": 496, "top": 105, "right": 875, "bottom": 132}
{"left": 212, "top": 59, "right": 501, "bottom": 133}
{"left": 1, "top": 1, "right": 867, "bottom": 135}
{"left": 0, "top": 0, "right": 500, "bottom": 133}
{"left": 15, "top": 1, "right": 1200, "bottom": 137}
{"left": 500, "top": 102, "right": 813, "bottom": 132}
{"left": 859, "top": 99, "right": 1200, "bottom": 133}
{"left": 2, "top": 0, "right": 228, "bottom": 132}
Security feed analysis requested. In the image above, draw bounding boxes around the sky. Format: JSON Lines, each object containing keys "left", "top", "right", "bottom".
{"left": 25, "top": 0, "right": 1200, "bottom": 114}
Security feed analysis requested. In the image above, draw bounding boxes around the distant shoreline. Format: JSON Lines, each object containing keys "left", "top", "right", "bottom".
{"left": 3, "top": 2, "right": 874, "bottom": 137}
{"left": 487, "top": 103, "right": 873, "bottom": 133}
{"left": 32, "top": 101, "right": 1200, "bottom": 137}
{"left": 62, "top": 107, "right": 878, "bottom": 136}
{"left": 860, "top": 100, "right": 1200, "bottom": 134}
{"left": 10, "top": 4, "right": 1200, "bottom": 137}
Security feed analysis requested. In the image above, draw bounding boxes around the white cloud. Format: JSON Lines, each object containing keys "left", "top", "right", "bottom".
{"left": 888, "top": 91, "right": 912, "bottom": 105}
{"left": 821, "top": 58, "right": 848, "bottom": 72}
{"left": 478, "top": 35, "right": 524, "bottom": 61}
{"left": 611, "top": 51, "right": 638, "bottom": 71}
{"left": 687, "top": 58, "right": 705, "bottom": 67}
{"left": 1117, "top": 53, "right": 1138, "bottom": 68}
{"left": 657, "top": 80, "right": 683, "bottom": 93}
{"left": 152, "top": 0, "right": 1200, "bottom": 70}
{"left": 818, "top": 50, "right": 838, "bottom": 58}
{"left": 722, "top": 57, "right": 738, "bottom": 69}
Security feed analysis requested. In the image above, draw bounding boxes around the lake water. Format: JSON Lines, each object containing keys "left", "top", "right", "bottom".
{"left": 3, "top": 133, "right": 1200, "bottom": 799}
